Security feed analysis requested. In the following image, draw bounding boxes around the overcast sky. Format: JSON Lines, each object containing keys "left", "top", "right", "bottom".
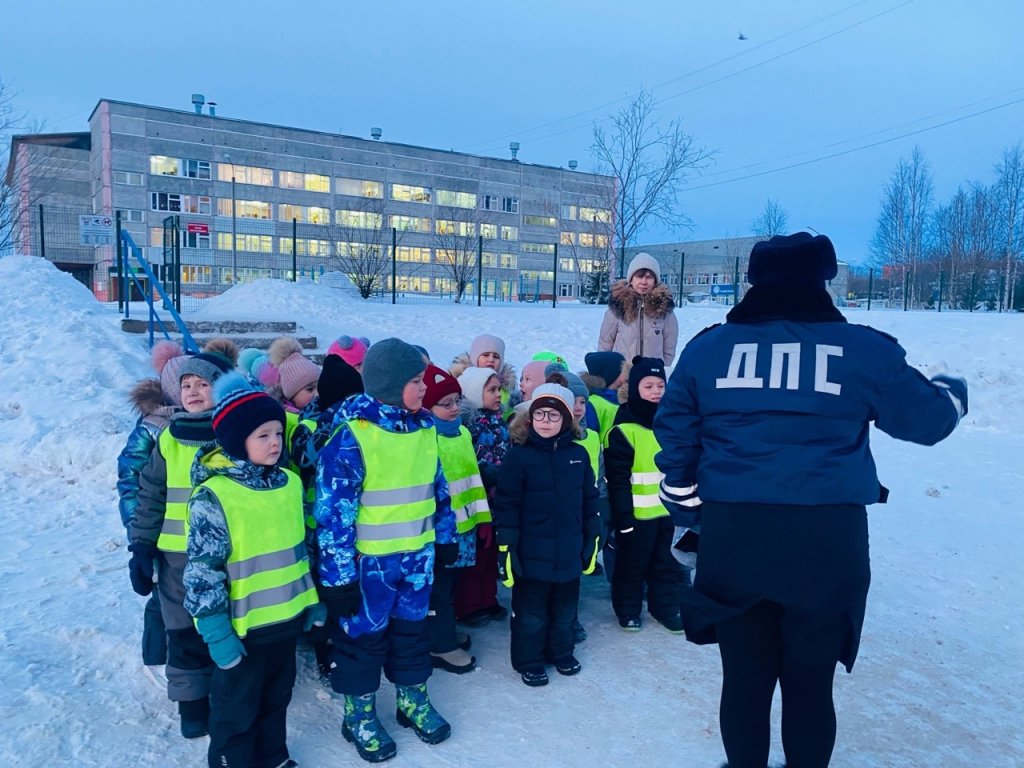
{"left": 3, "top": 0, "right": 1022, "bottom": 266}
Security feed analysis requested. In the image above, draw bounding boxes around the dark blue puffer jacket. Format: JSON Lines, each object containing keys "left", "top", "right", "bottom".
{"left": 493, "top": 426, "right": 600, "bottom": 582}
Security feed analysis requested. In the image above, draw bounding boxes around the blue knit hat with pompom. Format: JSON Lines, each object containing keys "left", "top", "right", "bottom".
{"left": 212, "top": 373, "right": 286, "bottom": 461}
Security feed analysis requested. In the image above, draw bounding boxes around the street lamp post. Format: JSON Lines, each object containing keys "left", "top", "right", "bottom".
{"left": 224, "top": 153, "right": 237, "bottom": 284}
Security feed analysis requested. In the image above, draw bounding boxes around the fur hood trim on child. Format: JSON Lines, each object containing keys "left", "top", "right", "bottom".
{"left": 129, "top": 378, "right": 169, "bottom": 417}
{"left": 508, "top": 409, "right": 584, "bottom": 445}
{"left": 607, "top": 280, "right": 675, "bottom": 323}
{"left": 449, "top": 351, "right": 517, "bottom": 392}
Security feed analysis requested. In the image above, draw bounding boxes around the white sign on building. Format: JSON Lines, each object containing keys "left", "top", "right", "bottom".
{"left": 79, "top": 215, "right": 114, "bottom": 246}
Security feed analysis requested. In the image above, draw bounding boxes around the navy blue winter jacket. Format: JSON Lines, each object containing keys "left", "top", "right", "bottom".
{"left": 493, "top": 425, "right": 601, "bottom": 583}
{"left": 654, "top": 291, "right": 966, "bottom": 508}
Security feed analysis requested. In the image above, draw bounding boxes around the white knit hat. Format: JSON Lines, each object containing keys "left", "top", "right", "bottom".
{"left": 457, "top": 366, "right": 499, "bottom": 409}
{"left": 627, "top": 252, "right": 661, "bottom": 283}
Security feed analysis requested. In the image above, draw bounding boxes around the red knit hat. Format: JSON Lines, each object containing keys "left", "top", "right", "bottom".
{"left": 422, "top": 365, "right": 462, "bottom": 410}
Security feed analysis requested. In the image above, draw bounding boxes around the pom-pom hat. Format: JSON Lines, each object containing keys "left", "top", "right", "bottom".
{"left": 269, "top": 337, "right": 320, "bottom": 400}
{"left": 423, "top": 365, "right": 462, "bottom": 410}
{"left": 212, "top": 373, "right": 286, "bottom": 461}
{"left": 327, "top": 335, "right": 369, "bottom": 368}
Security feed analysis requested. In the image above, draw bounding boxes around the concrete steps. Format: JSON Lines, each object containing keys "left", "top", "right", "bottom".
{"left": 121, "top": 318, "right": 318, "bottom": 353}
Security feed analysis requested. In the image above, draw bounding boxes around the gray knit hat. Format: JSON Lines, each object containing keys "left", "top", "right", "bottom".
{"left": 627, "top": 252, "right": 661, "bottom": 283}
{"left": 178, "top": 351, "right": 233, "bottom": 385}
{"left": 543, "top": 363, "right": 588, "bottom": 401}
{"left": 362, "top": 338, "right": 427, "bottom": 408}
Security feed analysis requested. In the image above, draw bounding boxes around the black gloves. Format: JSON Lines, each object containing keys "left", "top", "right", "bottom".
{"left": 319, "top": 583, "right": 362, "bottom": 619}
{"left": 434, "top": 542, "right": 459, "bottom": 568}
{"left": 127, "top": 542, "right": 157, "bottom": 596}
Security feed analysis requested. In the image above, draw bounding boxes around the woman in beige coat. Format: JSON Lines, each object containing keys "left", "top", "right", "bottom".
{"left": 598, "top": 253, "right": 679, "bottom": 366}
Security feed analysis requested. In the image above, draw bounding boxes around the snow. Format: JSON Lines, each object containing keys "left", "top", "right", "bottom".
{"left": 1, "top": 254, "right": 1021, "bottom": 767}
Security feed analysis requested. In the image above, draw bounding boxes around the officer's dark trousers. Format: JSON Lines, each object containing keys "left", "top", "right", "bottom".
{"left": 610, "top": 516, "right": 683, "bottom": 620}
{"left": 207, "top": 637, "right": 297, "bottom": 768}
{"left": 717, "top": 600, "right": 844, "bottom": 768}
{"left": 428, "top": 564, "right": 459, "bottom": 654}
{"left": 510, "top": 577, "right": 579, "bottom": 672}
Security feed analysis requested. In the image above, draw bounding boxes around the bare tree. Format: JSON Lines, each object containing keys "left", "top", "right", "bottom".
{"left": 591, "top": 89, "right": 714, "bottom": 277}
{"left": 433, "top": 206, "right": 484, "bottom": 303}
{"left": 562, "top": 192, "right": 616, "bottom": 300}
{"left": 870, "top": 146, "right": 933, "bottom": 307}
{"left": 324, "top": 198, "right": 403, "bottom": 299}
{"left": 1, "top": 81, "right": 31, "bottom": 255}
{"left": 993, "top": 143, "right": 1024, "bottom": 309}
{"left": 751, "top": 198, "right": 789, "bottom": 238}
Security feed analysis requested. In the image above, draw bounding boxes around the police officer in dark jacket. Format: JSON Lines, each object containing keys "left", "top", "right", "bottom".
{"left": 653, "top": 232, "right": 968, "bottom": 768}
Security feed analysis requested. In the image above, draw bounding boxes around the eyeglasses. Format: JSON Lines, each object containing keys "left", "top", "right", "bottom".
{"left": 531, "top": 408, "right": 563, "bottom": 422}
{"left": 435, "top": 396, "right": 462, "bottom": 409}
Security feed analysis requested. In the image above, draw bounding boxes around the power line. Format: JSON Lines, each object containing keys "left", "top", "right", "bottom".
{"left": 681, "top": 94, "right": 1024, "bottom": 192}
{"left": 455, "top": 0, "right": 883, "bottom": 152}
{"left": 459, "top": 0, "right": 913, "bottom": 155}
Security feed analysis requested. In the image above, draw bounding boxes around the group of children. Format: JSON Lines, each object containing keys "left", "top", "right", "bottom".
{"left": 118, "top": 328, "right": 687, "bottom": 766}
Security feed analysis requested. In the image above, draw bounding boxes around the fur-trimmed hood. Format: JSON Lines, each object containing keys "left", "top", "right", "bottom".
{"left": 129, "top": 378, "right": 167, "bottom": 416}
{"left": 449, "top": 351, "right": 517, "bottom": 392}
{"left": 607, "top": 281, "right": 675, "bottom": 323}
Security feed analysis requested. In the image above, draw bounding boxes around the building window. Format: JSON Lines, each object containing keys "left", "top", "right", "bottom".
{"left": 117, "top": 209, "right": 144, "bottom": 223}
{"left": 559, "top": 283, "right": 580, "bottom": 298}
{"left": 336, "top": 209, "right": 383, "bottom": 229}
{"left": 577, "top": 233, "right": 608, "bottom": 248}
{"left": 388, "top": 275, "right": 432, "bottom": 292}
{"left": 437, "top": 190, "right": 477, "bottom": 209}
{"left": 479, "top": 223, "right": 498, "bottom": 239}
{"left": 483, "top": 195, "right": 501, "bottom": 211}
{"left": 279, "top": 238, "right": 331, "bottom": 256}
{"left": 150, "top": 156, "right": 181, "bottom": 176}
{"left": 217, "top": 233, "right": 273, "bottom": 253}
{"left": 308, "top": 206, "right": 330, "bottom": 224}
{"left": 396, "top": 246, "right": 432, "bottom": 263}
{"left": 500, "top": 225, "right": 517, "bottom": 241}
{"left": 500, "top": 252, "right": 517, "bottom": 269}
{"left": 278, "top": 204, "right": 327, "bottom": 223}
{"left": 558, "top": 258, "right": 575, "bottom": 272}
{"left": 390, "top": 183, "right": 432, "bottom": 203}
{"left": 560, "top": 232, "right": 575, "bottom": 246}
{"left": 389, "top": 214, "right": 432, "bottom": 233}
{"left": 436, "top": 219, "right": 475, "bottom": 236}
{"left": 523, "top": 214, "right": 556, "bottom": 228}
{"left": 181, "top": 265, "right": 213, "bottom": 284}
{"left": 521, "top": 242, "right": 556, "bottom": 254}
{"left": 183, "top": 230, "right": 211, "bottom": 249}
{"left": 114, "top": 171, "right": 144, "bottom": 186}
{"left": 337, "top": 178, "right": 383, "bottom": 198}
{"left": 280, "top": 171, "right": 330, "bottom": 192}
{"left": 579, "top": 206, "right": 612, "bottom": 223}
{"left": 151, "top": 192, "right": 182, "bottom": 212}
{"left": 336, "top": 242, "right": 383, "bottom": 258}
{"left": 217, "top": 163, "right": 273, "bottom": 186}
{"left": 185, "top": 159, "right": 211, "bottom": 179}
{"left": 501, "top": 197, "right": 519, "bottom": 213}
{"left": 218, "top": 199, "right": 272, "bottom": 219}
{"left": 182, "top": 195, "right": 211, "bottom": 215}
{"left": 561, "top": 204, "right": 577, "bottom": 220}
{"left": 221, "top": 267, "right": 273, "bottom": 285}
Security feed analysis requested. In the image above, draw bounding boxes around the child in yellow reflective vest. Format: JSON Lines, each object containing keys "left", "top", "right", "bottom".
{"left": 422, "top": 364, "right": 491, "bottom": 674}
{"left": 185, "top": 374, "right": 323, "bottom": 768}
{"left": 605, "top": 357, "right": 686, "bottom": 634}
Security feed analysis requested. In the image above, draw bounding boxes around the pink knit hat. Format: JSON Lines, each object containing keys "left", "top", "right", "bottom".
{"left": 327, "top": 335, "right": 369, "bottom": 368}
{"left": 269, "top": 337, "right": 320, "bottom": 400}
{"left": 152, "top": 340, "right": 188, "bottom": 406}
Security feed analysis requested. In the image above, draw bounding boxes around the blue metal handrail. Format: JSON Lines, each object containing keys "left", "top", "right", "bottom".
{"left": 120, "top": 230, "right": 199, "bottom": 352}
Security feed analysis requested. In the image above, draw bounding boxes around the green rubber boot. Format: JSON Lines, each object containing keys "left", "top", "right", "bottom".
{"left": 342, "top": 693, "right": 397, "bottom": 763}
{"left": 395, "top": 683, "right": 451, "bottom": 745}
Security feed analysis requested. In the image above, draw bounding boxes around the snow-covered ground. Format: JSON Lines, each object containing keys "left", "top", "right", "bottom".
{"left": 1, "top": 254, "right": 1021, "bottom": 767}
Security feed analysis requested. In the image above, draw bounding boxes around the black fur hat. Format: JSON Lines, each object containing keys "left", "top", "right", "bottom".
{"left": 747, "top": 232, "right": 838, "bottom": 286}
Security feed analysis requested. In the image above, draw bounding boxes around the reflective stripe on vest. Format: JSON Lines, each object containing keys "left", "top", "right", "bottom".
{"left": 351, "top": 420, "right": 439, "bottom": 556}
{"left": 157, "top": 430, "right": 201, "bottom": 553}
{"left": 437, "top": 426, "right": 491, "bottom": 533}
{"left": 197, "top": 472, "right": 318, "bottom": 638}
{"left": 613, "top": 422, "right": 668, "bottom": 520}
{"left": 575, "top": 428, "right": 601, "bottom": 485}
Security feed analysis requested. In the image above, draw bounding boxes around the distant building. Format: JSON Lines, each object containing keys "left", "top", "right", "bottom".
{"left": 6, "top": 98, "right": 616, "bottom": 301}
{"left": 626, "top": 236, "right": 849, "bottom": 305}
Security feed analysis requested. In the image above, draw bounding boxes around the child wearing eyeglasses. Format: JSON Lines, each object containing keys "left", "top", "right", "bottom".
{"left": 493, "top": 384, "right": 600, "bottom": 687}
{"left": 421, "top": 365, "right": 491, "bottom": 674}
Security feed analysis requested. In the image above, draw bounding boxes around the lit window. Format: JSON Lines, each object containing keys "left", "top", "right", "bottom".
{"left": 579, "top": 207, "right": 612, "bottom": 223}
{"left": 150, "top": 156, "right": 181, "bottom": 176}
{"left": 389, "top": 215, "right": 431, "bottom": 233}
{"left": 521, "top": 242, "right": 556, "bottom": 254}
{"left": 396, "top": 246, "right": 432, "bottom": 263}
{"left": 561, "top": 204, "right": 577, "bottom": 220}
{"left": 217, "top": 163, "right": 273, "bottom": 186}
{"left": 337, "top": 178, "right": 383, "bottom": 198}
{"left": 436, "top": 219, "right": 475, "bottom": 237}
{"left": 182, "top": 195, "right": 211, "bottom": 215}
{"left": 336, "top": 209, "right": 383, "bottom": 229}
{"left": 181, "top": 265, "right": 213, "bottom": 284}
{"left": 480, "top": 223, "right": 498, "bottom": 239}
{"left": 391, "top": 184, "right": 432, "bottom": 203}
{"left": 523, "top": 215, "right": 556, "bottom": 228}
{"left": 500, "top": 225, "right": 517, "bottom": 241}
{"left": 308, "top": 206, "right": 330, "bottom": 224}
{"left": 559, "top": 258, "right": 575, "bottom": 271}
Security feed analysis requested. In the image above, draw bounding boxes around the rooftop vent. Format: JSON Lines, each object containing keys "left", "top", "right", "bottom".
{"left": 568, "top": 159, "right": 578, "bottom": 170}
{"left": 370, "top": 127, "right": 382, "bottom": 140}
{"left": 207, "top": 101, "right": 217, "bottom": 117}
{"left": 509, "top": 141, "right": 520, "bottom": 162}
{"left": 191, "top": 93, "right": 205, "bottom": 114}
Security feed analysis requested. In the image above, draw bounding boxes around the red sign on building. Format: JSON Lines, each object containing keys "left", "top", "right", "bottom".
{"left": 187, "top": 223, "right": 210, "bottom": 234}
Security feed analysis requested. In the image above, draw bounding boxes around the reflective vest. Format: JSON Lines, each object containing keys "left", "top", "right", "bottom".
{"left": 612, "top": 422, "right": 668, "bottom": 520}
{"left": 575, "top": 428, "right": 601, "bottom": 486}
{"left": 194, "top": 471, "right": 317, "bottom": 638}
{"left": 296, "top": 416, "right": 317, "bottom": 530}
{"left": 590, "top": 394, "right": 619, "bottom": 445}
{"left": 350, "top": 420, "right": 439, "bottom": 556}
{"left": 157, "top": 430, "right": 202, "bottom": 553}
{"left": 437, "top": 426, "right": 491, "bottom": 534}
{"left": 284, "top": 411, "right": 301, "bottom": 473}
